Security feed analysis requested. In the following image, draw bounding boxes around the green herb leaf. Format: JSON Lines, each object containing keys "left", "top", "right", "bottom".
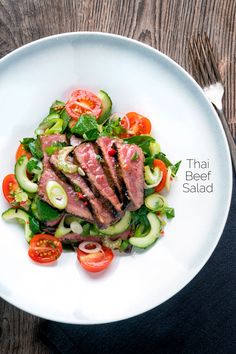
{"left": 27, "top": 159, "right": 40, "bottom": 173}
{"left": 164, "top": 207, "right": 175, "bottom": 219}
{"left": 170, "top": 160, "right": 181, "bottom": 177}
{"left": 20, "top": 138, "right": 35, "bottom": 152}
{"left": 45, "top": 141, "right": 67, "bottom": 156}
{"left": 28, "top": 137, "right": 43, "bottom": 160}
{"left": 144, "top": 187, "right": 155, "bottom": 197}
{"left": 60, "top": 109, "right": 71, "bottom": 132}
{"left": 155, "top": 153, "right": 181, "bottom": 177}
{"left": 119, "top": 240, "right": 130, "bottom": 252}
{"left": 102, "top": 118, "right": 126, "bottom": 137}
{"left": 95, "top": 154, "right": 103, "bottom": 162}
{"left": 81, "top": 223, "right": 91, "bottom": 236}
{"left": 49, "top": 100, "right": 65, "bottom": 114}
{"left": 124, "top": 135, "right": 155, "bottom": 155}
{"left": 29, "top": 216, "right": 41, "bottom": 234}
{"left": 34, "top": 197, "right": 61, "bottom": 222}
{"left": 131, "top": 152, "right": 139, "bottom": 161}
{"left": 155, "top": 152, "right": 172, "bottom": 167}
{"left": 144, "top": 157, "right": 154, "bottom": 166}
{"left": 83, "top": 128, "right": 99, "bottom": 141}
{"left": 71, "top": 114, "right": 99, "bottom": 136}
{"left": 131, "top": 205, "right": 150, "bottom": 229}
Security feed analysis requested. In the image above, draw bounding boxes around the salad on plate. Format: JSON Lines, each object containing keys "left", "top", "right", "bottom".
{"left": 2, "top": 89, "right": 181, "bottom": 272}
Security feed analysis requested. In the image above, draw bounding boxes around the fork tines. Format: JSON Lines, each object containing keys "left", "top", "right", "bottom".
{"left": 189, "top": 33, "right": 222, "bottom": 88}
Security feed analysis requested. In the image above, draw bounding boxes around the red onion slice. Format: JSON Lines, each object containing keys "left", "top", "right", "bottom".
{"left": 79, "top": 241, "right": 102, "bottom": 254}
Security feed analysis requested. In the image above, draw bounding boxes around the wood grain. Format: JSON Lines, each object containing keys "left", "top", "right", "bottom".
{"left": 0, "top": 0, "right": 235, "bottom": 352}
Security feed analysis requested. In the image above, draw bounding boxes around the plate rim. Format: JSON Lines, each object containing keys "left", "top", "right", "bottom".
{"left": 0, "top": 31, "right": 233, "bottom": 324}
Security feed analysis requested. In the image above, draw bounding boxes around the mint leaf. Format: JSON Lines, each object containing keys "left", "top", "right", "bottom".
{"left": 71, "top": 114, "right": 98, "bottom": 135}
{"left": 29, "top": 216, "right": 41, "bottom": 234}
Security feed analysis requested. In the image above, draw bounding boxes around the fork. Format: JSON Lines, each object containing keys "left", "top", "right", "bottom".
{"left": 189, "top": 34, "right": 236, "bottom": 173}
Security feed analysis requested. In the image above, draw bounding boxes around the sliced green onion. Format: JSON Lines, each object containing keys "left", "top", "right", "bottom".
{"left": 46, "top": 181, "right": 68, "bottom": 210}
{"left": 57, "top": 146, "right": 78, "bottom": 174}
{"left": 55, "top": 215, "right": 71, "bottom": 238}
{"left": 70, "top": 221, "right": 83, "bottom": 234}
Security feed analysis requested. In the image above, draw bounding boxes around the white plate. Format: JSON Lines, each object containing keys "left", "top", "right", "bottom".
{"left": 0, "top": 32, "right": 232, "bottom": 324}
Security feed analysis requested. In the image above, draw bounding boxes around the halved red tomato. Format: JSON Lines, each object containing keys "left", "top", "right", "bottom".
{"left": 65, "top": 89, "right": 102, "bottom": 120}
{"left": 120, "top": 112, "right": 152, "bottom": 138}
{"left": 2, "top": 174, "right": 20, "bottom": 204}
{"left": 77, "top": 245, "right": 114, "bottom": 272}
{"left": 16, "top": 144, "right": 31, "bottom": 161}
{"left": 28, "top": 234, "right": 62, "bottom": 264}
{"left": 154, "top": 159, "right": 167, "bottom": 192}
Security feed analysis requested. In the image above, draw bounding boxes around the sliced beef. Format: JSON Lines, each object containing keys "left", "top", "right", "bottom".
{"left": 50, "top": 152, "right": 116, "bottom": 228}
{"left": 96, "top": 136, "right": 126, "bottom": 204}
{"left": 115, "top": 141, "right": 144, "bottom": 210}
{"left": 59, "top": 233, "right": 102, "bottom": 243}
{"left": 74, "top": 142, "right": 123, "bottom": 213}
{"left": 39, "top": 135, "right": 93, "bottom": 222}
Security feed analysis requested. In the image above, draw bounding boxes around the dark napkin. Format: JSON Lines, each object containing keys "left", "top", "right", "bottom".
{"left": 39, "top": 177, "right": 236, "bottom": 354}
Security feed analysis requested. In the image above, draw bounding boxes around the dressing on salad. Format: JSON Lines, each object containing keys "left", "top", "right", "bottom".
{"left": 2, "top": 88, "right": 181, "bottom": 272}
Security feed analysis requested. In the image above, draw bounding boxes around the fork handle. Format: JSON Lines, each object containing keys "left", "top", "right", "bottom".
{"left": 215, "top": 107, "right": 236, "bottom": 173}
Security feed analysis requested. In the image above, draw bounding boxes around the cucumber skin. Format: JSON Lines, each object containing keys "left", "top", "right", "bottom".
{"left": 97, "top": 90, "right": 112, "bottom": 124}
{"left": 101, "top": 211, "right": 131, "bottom": 235}
{"left": 2, "top": 208, "right": 32, "bottom": 242}
{"left": 129, "top": 213, "right": 161, "bottom": 248}
{"left": 15, "top": 156, "right": 38, "bottom": 193}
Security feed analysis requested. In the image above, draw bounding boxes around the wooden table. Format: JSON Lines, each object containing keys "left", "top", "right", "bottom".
{"left": 0, "top": 1, "right": 235, "bottom": 352}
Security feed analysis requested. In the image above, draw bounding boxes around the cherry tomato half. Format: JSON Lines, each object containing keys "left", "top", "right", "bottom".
{"left": 16, "top": 144, "right": 31, "bottom": 161}
{"left": 65, "top": 89, "right": 102, "bottom": 120}
{"left": 77, "top": 245, "right": 114, "bottom": 272}
{"left": 28, "top": 234, "right": 63, "bottom": 264}
{"left": 154, "top": 159, "right": 167, "bottom": 193}
{"left": 120, "top": 112, "right": 152, "bottom": 138}
{"left": 2, "top": 174, "right": 20, "bottom": 204}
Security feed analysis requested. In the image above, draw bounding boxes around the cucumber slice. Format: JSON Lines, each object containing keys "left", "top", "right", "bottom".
{"left": 144, "top": 166, "right": 163, "bottom": 186}
{"left": 2, "top": 208, "right": 32, "bottom": 242}
{"left": 46, "top": 181, "right": 68, "bottom": 210}
{"left": 129, "top": 213, "right": 161, "bottom": 248}
{"left": 145, "top": 193, "right": 167, "bottom": 212}
{"left": 15, "top": 156, "right": 38, "bottom": 193}
{"left": 97, "top": 90, "right": 112, "bottom": 124}
{"left": 101, "top": 211, "right": 131, "bottom": 235}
